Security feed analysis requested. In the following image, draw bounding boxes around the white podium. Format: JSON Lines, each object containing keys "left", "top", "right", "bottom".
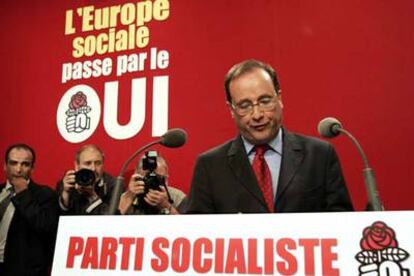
{"left": 52, "top": 211, "right": 414, "bottom": 275}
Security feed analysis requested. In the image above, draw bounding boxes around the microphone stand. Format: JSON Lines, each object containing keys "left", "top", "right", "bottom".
{"left": 337, "top": 128, "right": 383, "bottom": 211}
{"left": 107, "top": 140, "right": 161, "bottom": 215}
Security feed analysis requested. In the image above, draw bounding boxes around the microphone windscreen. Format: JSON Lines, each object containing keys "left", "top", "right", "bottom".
{"left": 318, "top": 117, "right": 343, "bottom": 138}
{"left": 160, "top": 128, "right": 187, "bottom": 148}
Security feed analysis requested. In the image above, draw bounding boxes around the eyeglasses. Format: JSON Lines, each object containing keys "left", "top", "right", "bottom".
{"left": 231, "top": 95, "right": 278, "bottom": 116}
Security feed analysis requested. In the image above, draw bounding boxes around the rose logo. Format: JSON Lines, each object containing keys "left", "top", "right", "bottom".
{"left": 355, "top": 221, "right": 410, "bottom": 276}
{"left": 69, "top": 92, "right": 88, "bottom": 110}
{"left": 64, "top": 91, "right": 92, "bottom": 134}
{"left": 360, "top": 221, "right": 398, "bottom": 251}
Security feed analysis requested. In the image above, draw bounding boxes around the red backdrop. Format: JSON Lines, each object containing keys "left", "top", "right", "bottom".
{"left": 1, "top": 0, "right": 413, "bottom": 211}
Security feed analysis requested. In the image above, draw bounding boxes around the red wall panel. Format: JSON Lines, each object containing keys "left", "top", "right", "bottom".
{"left": 1, "top": 0, "right": 413, "bottom": 210}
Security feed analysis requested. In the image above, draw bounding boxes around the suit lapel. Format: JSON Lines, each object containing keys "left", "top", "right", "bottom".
{"left": 227, "top": 136, "right": 268, "bottom": 210}
{"left": 276, "top": 130, "right": 304, "bottom": 201}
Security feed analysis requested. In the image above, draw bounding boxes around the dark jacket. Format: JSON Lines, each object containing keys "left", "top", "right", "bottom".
{"left": 187, "top": 129, "right": 354, "bottom": 213}
{"left": 0, "top": 181, "right": 59, "bottom": 276}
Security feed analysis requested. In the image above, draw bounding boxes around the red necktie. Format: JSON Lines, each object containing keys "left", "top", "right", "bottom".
{"left": 252, "top": 145, "right": 274, "bottom": 212}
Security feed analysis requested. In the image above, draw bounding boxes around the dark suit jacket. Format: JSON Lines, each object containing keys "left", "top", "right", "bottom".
{"left": 187, "top": 129, "right": 353, "bottom": 213}
{"left": 0, "top": 181, "right": 59, "bottom": 276}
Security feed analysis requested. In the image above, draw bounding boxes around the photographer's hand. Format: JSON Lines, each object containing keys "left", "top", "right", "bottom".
{"left": 61, "top": 170, "right": 76, "bottom": 207}
{"left": 76, "top": 184, "right": 99, "bottom": 203}
{"left": 118, "top": 191, "right": 135, "bottom": 215}
{"left": 128, "top": 173, "right": 145, "bottom": 195}
{"left": 145, "top": 186, "right": 169, "bottom": 209}
{"left": 145, "top": 187, "right": 179, "bottom": 214}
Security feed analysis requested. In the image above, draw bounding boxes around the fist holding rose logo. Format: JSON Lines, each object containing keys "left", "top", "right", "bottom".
{"left": 356, "top": 221, "right": 410, "bottom": 276}
{"left": 66, "top": 91, "right": 91, "bottom": 133}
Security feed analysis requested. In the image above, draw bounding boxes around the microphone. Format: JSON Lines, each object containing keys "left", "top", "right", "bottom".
{"left": 160, "top": 128, "right": 187, "bottom": 148}
{"left": 107, "top": 128, "right": 188, "bottom": 215}
{"left": 318, "top": 117, "right": 383, "bottom": 211}
{"left": 317, "top": 117, "right": 342, "bottom": 138}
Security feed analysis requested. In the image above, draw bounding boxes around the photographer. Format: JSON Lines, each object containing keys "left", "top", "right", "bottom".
{"left": 56, "top": 144, "right": 116, "bottom": 215}
{"left": 119, "top": 152, "right": 186, "bottom": 215}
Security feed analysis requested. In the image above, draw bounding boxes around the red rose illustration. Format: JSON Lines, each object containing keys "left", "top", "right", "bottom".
{"left": 69, "top": 92, "right": 87, "bottom": 110}
{"left": 360, "top": 221, "right": 398, "bottom": 251}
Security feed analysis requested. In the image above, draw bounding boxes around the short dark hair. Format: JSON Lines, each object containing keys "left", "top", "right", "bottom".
{"left": 75, "top": 144, "right": 104, "bottom": 164}
{"left": 224, "top": 59, "right": 280, "bottom": 102}
{"left": 5, "top": 143, "right": 36, "bottom": 166}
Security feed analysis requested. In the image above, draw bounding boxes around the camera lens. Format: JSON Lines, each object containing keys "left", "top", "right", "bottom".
{"left": 75, "top": 168, "right": 96, "bottom": 186}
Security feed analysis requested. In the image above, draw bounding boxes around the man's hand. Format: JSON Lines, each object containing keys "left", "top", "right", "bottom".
{"left": 144, "top": 186, "right": 170, "bottom": 210}
{"left": 60, "top": 170, "right": 76, "bottom": 207}
{"left": 118, "top": 191, "right": 135, "bottom": 215}
{"left": 76, "top": 184, "right": 99, "bottom": 203}
{"left": 11, "top": 175, "right": 29, "bottom": 194}
{"left": 62, "top": 170, "right": 76, "bottom": 192}
{"left": 128, "top": 173, "right": 145, "bottom": 195}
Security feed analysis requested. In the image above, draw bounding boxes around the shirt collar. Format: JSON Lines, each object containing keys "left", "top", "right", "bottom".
{"left": 5, "top": 181, "right": 13, "bottom": 191}
{"left": 242, "top": 128, "right": 283, "bottom": 155}
{"left": 97, "top": 177, "right": 104, "bottom": 187}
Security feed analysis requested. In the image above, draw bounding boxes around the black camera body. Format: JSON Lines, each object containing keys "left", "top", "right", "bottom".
{"left": 142, "top": 172, "right": 165, "bottom": 193}
{"left": 75, "top": 168, "right": 96, "bottom": 187}
{"left": 137, "top": 151, "right": 165, "bottom": 214}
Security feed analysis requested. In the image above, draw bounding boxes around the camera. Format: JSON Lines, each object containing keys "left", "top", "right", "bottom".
{"left": 141, "top": 151, "right": 164, "bottom": 192}
{"left": 75, "top": 168, "right": 96, "bottom": 187}
{"left": 137, "top": 151, "right": 166, "bottom": 214}
{"left": 142, "top": 150, "right": 158, "bottom": 172}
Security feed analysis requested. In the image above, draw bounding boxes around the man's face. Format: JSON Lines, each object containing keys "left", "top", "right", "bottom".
{"left": 75, "top": 148, "right": 104, "bottom": 182}
{"left": 154, "top": 162, "right": 168, "bottom": 179}
{"left": 4, "top": 148, "right": 34, "bottom": 182}
{"left": 228, "top": 68, "right": 283, "bottom": 145}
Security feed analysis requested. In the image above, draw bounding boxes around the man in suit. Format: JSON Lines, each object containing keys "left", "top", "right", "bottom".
{"left": 0, "top": 143, "right": 59, "bottom": 275}
{"left": 56, "top": 144, "right": 116, "bottom": 215}
{"left": 187, "top": 59, "right": 353, "bottom": 213}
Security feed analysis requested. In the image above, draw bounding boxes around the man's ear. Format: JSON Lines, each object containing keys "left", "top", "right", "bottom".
{"left": 277, "top": 90, "right": 283, "bottom": 109}
{"left": 74, "top": 161, "right": 79, "bottom": 171}
{"left": 227, "top": 102, "right": 235, "bottom": 118}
